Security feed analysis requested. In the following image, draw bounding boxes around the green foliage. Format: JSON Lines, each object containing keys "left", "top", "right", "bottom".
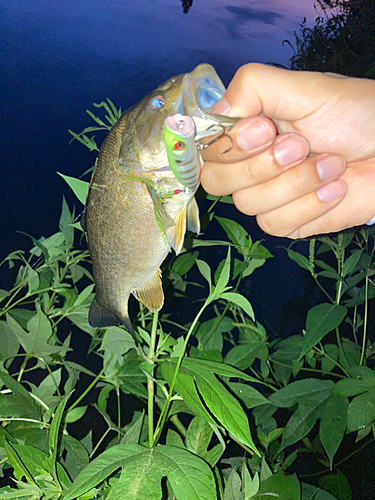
{"left": 285, "top": 0, "right": 375, "bottom": 77}
{"left": 1, "top": 101, "right": 374, "bottom": 500}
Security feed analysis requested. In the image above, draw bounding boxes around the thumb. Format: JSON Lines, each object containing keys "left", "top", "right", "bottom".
{"left": 213, "top": 63, "right": 337, "bottom": 123}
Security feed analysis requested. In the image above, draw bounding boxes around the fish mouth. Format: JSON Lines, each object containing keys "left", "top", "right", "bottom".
{"left": 178, "top": 64, "right": 236, "bottom": 139}
{"left": 180, "top": 64, "right": 226, "bottom": 118}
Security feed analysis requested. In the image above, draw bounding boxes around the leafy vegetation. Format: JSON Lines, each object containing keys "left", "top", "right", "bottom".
{"left": 285, "top": 0, "right": 375, "bottom": 78}
{"left": 0, "top": 98, "right": 374, "bottom": 500}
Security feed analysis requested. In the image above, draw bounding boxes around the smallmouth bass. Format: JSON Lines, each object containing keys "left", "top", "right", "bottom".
{"left": 82, "top": 64, "right": 236, "bottom": 338}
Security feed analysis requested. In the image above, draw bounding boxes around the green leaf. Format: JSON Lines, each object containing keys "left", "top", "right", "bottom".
{"left": 6, "top": 443, "right": 71, "bottom": 489}
{"left": 33, "top": 368, "right": 62, "bottom": 407}
{"left": 196, "top": 259, "right": 212, "bottom": 289}
{"left": 223, "top": 468, "right": 241, "bottom": 500}
{"left": 4, "top": 441, "right": 35, "bottom": 484}
{"left": 0, "top": 320, "right": 20, "bottom": 363}
{"left": 162, "top": 358, "right": 259, "bottom": 454}
{"left": 185, "top": 417, "right": 213, "bottom": 457}
{"left": 243, "top": 467, "right": 259, "bottom": 500}
{"left": 270, "top": 379, "right": 334, "bottom": 408}
{"left": 121, "top": 411, "right": 145, "bottom": 445}
{"left": 287, "top": 249, "right": 311, "bottom": 271}
{"left": 319, "top": 471, "right": 351, "bottom": 500}
{"left": 172, "top": 252, "right": 199, "bottom": 275}
{"left": 332, "top": 366, "right": 375, "bottom": 397}
{"left": 61, "top": 434, "right": 90, "bottom": 480}
{"left": 166, "top": 429, "right": 185, "bottom": 449}
{"left": 342, "top": 250, "right": 363, "bottom": 277}
{"left": 65, "top": 406, "right": 87, "bottom": 424}
{"left": 62, "top": 445, "right": 141, "bottom": 500}
{"left": 216, "top": 216, "right": 248, "bottom": 249}
{"left": 319, "top": 395, "right": 348, "bottom": 469}
{"left": 214, "top": 248, "right": 231, "bottom": 296}
{"left": 226, "top": 382, "right": 268, "bottom": 409}
{"left": 224, "top": 341, "right": 264, "bottom": 371}
{"left": 58, "top": 173, "right": 89, "bottom": 205}
{"left": 74, "top": 284, "right": 95, "bottom": 307}
{"left": 346, "top": 390, "right": 375, "bottom": 433}
{"left": 301, "top": 483, "right": 340, "bottom": 500}
{"left": 300, "top": 304, "right": 347, "bottom": 359}
{"left": 49, "top": 395, "right": 70, "bottom": 462}
{"left": 27, "top": 267, "right": 39, "bottom": 293}
{"left": 0, "top": 372, "right": 40, "bottom": 419}
{"left": 254, "top": 473, "right": 300, "bottom": 500}
{"left": 220, "top": 292, "right": 255, "bottom": 320}
{"left": 270, "top": 379, "right": 334, "bottom": 450}
{"left": 105, "top": 445, "right": 216, "bottom": 500}
{"left": 196, "top": 316, "right": 233, "bottom": 352}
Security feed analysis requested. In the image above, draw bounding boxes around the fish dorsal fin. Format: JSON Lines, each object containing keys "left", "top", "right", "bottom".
{"left": 186, "top": 197, "right": 200, "bottom": 235}
{"left": 169, "top": 206, "right": 187, "bottom": 255}
{"left": 133, "top": 269, "right": 164, "bottom": 312}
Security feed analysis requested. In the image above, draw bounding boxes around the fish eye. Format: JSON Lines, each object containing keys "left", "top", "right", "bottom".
{"left": 174, "top": 141, "right": 184, "bottom": 152}
{"left": 149, "top": 95, "right": 165, "bottom": 110}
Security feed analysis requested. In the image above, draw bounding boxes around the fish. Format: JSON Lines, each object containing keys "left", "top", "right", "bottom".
{"left": 82, "top": 63, "right": 237, "bottom": 338}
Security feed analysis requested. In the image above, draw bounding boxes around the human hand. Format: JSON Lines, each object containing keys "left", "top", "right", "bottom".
{"left": 200, "top": 63, "right": 375, "bottom": 238}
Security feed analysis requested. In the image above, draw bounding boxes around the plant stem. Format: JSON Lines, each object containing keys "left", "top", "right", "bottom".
{"left": 147, "top": 311, "right": 159, "bottom": 448}
{"left": 67, "top": 357, "right": 112, "bottom": 412}
{"left": 170, "top": 414, "right": 187, "bottom": 438}
{"left": 360, "top": 274, "right": 369, "bottom": 366}
{"left": 153, "top": 300, "right": 208, "bottom": 444}
{"left": 17, "top": 356, "right": 29, "bottom": 382}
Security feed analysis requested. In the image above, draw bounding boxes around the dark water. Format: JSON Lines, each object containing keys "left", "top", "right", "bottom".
{"left": 0, "top": 0, "right": 317, "bottom": 328}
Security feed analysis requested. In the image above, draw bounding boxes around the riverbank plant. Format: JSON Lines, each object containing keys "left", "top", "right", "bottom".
{"left": 0, "top": 101, "right": 374, "bottom": 500}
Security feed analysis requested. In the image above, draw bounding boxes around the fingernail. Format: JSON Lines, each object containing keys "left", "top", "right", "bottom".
{"left": 274, "top": 134, "right": 309, "bottom": 167}
{"left": 317, "top": 180, "right": 346, "bottom": 202}
{"left": 316, "top": 155, "right": 346, "bottom": 181}
{"left": 237, "top": 120, "right": 274, "bottom": 152}
{"left": 211, "top": 97, "right": 230, "bottom": 115}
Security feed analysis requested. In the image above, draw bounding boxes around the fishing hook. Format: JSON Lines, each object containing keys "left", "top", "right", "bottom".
{"left": 196, "top": 124, "right": 234, "bottom": 155}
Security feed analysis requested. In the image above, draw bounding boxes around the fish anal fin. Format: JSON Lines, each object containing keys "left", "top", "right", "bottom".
{"left": 133, "top": 269, "right": 164, "bottom": 312}
{"left": 187, "top": 197, "right": 200, "bottom": 235}
{"left": 169, "top": 206, "right": 187, "bottom": 255}
{"left": 89, "top": 296, "right": 136, "bottom": 342}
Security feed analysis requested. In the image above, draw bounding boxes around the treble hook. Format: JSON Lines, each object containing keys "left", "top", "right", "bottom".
{"left": 196, "top": 123, "right": 234, "bottom": 155}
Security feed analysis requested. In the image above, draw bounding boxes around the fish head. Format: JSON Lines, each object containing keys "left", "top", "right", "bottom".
{"left": 119, "top": 64, "right": 234, "bottom": 174}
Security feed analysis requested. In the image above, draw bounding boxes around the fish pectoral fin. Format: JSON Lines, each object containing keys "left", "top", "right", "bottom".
{"left": 133, "top": 269, "right": 164, "bottom": 312}
{"left": 186, "top": 197, "right": 200, "bottom": 235}
{"left": 146, "top": 184, "right": 175, "bottom": 228}
{"left": 169, "top": 206, "right": 187, "bottom": 256}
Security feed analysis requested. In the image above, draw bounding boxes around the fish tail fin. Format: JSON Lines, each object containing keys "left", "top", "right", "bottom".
{"left": 89, "top": 296, "right": 137, "bottom": 345}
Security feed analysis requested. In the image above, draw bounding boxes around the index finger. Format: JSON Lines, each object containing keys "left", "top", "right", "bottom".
{"left": 201, "top": 115, "right": 277, "bottom": 163}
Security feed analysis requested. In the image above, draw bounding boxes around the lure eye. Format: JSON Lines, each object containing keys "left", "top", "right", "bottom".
{"left": 174, "top": 141, "right": 184, "bottom": 151}
{"left": 149, "top": 95, "right": 165, "bottom": 110}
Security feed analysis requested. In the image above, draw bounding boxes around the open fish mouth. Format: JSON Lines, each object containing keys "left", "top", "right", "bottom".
{"left": 179, "top": 64, "right": 236, "bottom": 139}
{"left": 180, "top": 63, "right": 226, "bottom": 118}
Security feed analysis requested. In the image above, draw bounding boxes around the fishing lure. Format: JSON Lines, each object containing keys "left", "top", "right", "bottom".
{"left": 163, "top": 113, "right": 202, "bottom": 192}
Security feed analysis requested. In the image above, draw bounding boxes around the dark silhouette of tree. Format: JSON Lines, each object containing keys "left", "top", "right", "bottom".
{"left": 286, "top": 0, "right": 375, "bottom": 77}
{"left": 181, "top": 0, "right": 193, "bottom": 14}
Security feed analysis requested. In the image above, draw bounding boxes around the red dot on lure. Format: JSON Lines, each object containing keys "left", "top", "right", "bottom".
{"left": 174, "top": 189, "right": 180, "bottom": 195}
{"left": 174, "top": 142, "right": 183, "bottom": 150}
